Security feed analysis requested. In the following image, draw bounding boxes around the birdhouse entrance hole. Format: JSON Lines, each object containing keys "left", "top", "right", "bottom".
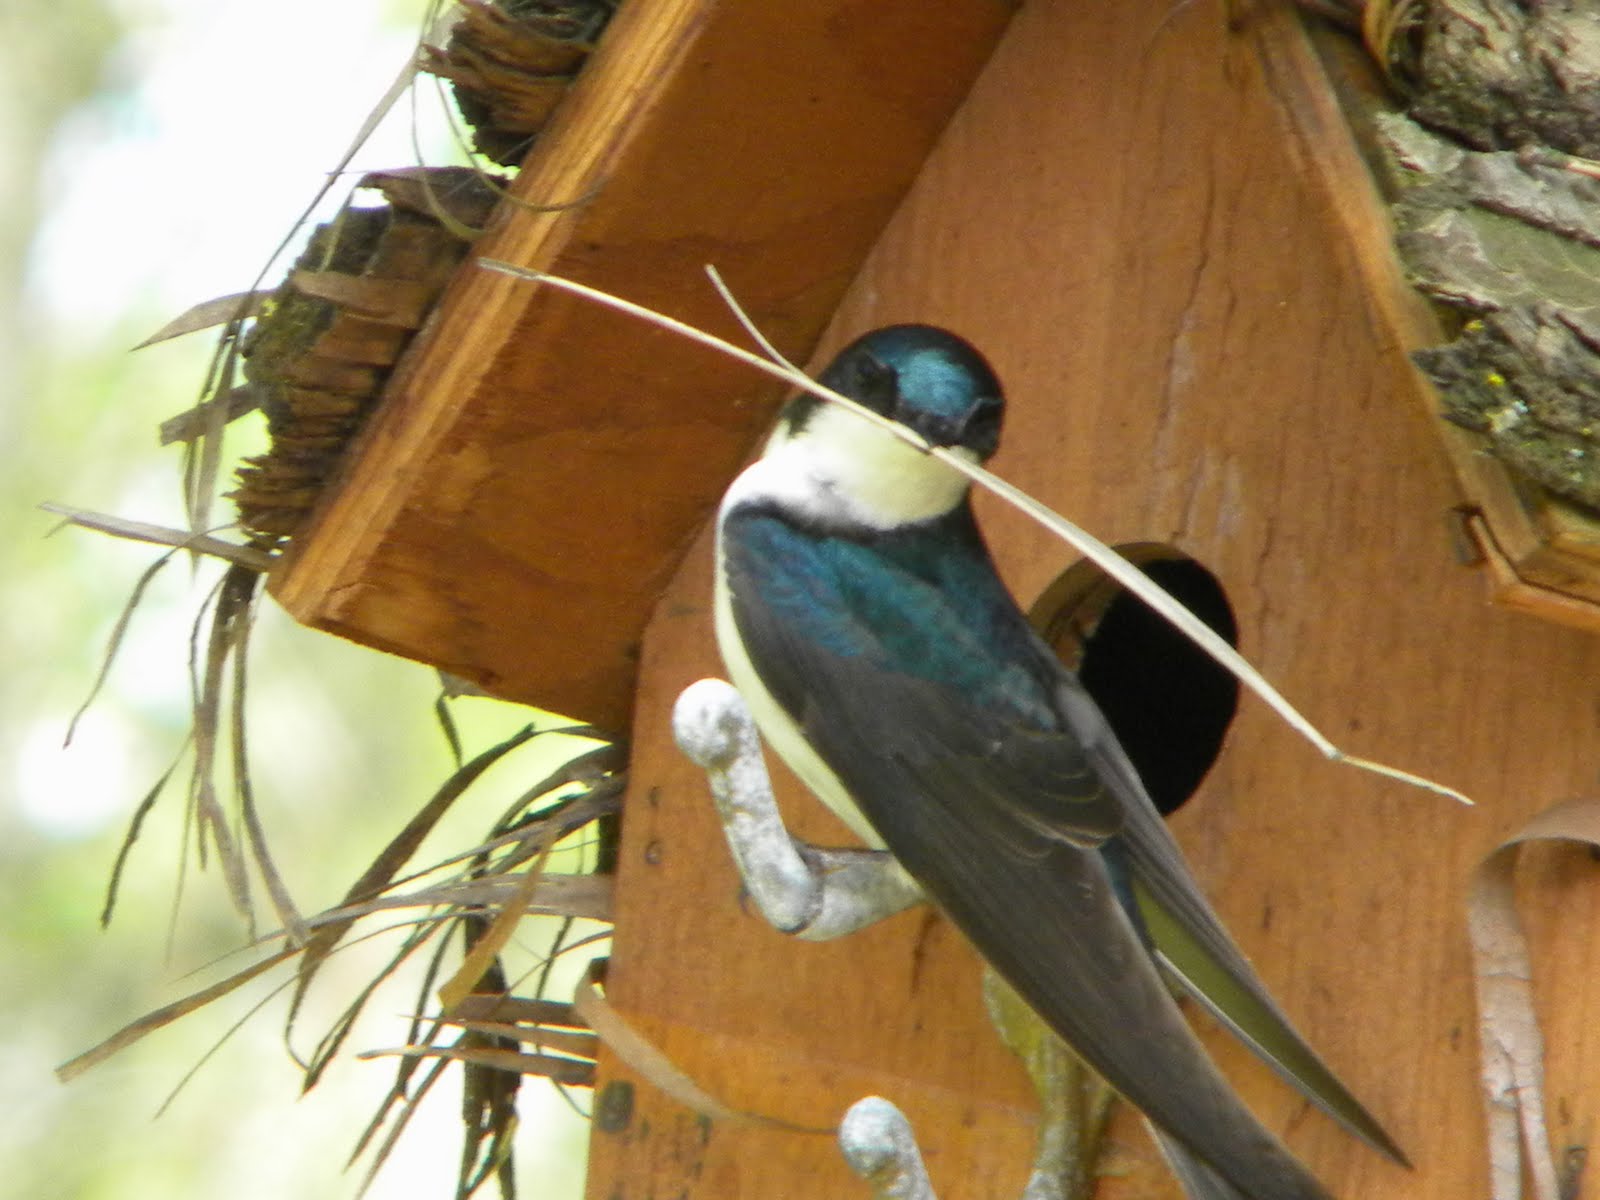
{"left": 1028, "top": 545, "right": 1239, "bottom": 816}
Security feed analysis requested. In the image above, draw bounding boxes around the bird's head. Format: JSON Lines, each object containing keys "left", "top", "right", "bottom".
{"left": 755, "top": 325, "right": 1005, "bottom": 530}
{"left": 793, "top": 325, "right": 1005, "bottom": 460}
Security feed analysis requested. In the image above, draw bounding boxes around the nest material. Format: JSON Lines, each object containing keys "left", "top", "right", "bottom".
{"left": 1375, "top": 114, "right": 1600, "bottom": 510}
{"left": 226, "top": 0, "right": 620, "bottom": 546}
{"left": 231, "top": 169, "right": 500, "bottom": 542}
{"left": 423, "top": 0, "right": 616, "bottom": 166}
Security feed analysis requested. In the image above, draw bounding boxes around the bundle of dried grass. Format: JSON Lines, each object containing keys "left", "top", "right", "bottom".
{"left": 151, "top": 0, "right": 618, "bottom": 552}
{"left": 424, "top": 0, "right": 615, "bottom": 166}
{"left": 226, "top": 169, "right": 500, "bottom": 542}
{"left": 60, "top": 715, "right": 623, "bottom": 1200}
{"left": 47, "top": 4, "right": 630, "bottom": 1196}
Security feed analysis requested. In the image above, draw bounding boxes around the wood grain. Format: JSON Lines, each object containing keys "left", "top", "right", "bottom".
{"left": 270, "top": 0, "right": 1018, "bottom": 730}
{"left": 593, "top": 2, "right": 1600, "bottom": 1198}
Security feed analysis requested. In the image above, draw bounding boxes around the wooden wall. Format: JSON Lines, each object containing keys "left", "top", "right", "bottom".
{"left": 589, "top": 1, "right": 1600, "bottom": 1197}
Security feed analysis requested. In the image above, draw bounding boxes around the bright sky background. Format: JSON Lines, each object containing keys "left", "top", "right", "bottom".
{"left": 28, "top": 0, "right": 443, "bottom": 341}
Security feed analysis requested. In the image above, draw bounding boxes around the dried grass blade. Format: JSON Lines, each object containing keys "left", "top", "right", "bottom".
{"left": 318, "top": 874, "right": 613, "bottom": 926}
{"left": 191, "top": 566, "right": 258, "bottom": 927}
{"left": 480, "top": 785, "right": 623, "bottom": 879}
{"left": 361, "top": 1042, "right": 596, "bottom": 1086}
{"left": 290, "top": 723, "right": 542, "bottom": 1025}
{"left": 56, "top": 945, "right": 296, "bottom": 1082}
{"left": 349, "top": 920, "right": 459, "bottom": 1168}
{"left": 463, "top": 1136, "right": 515, "bottom": 1200}
{"left": 66, "top": 548, "right": 180, "bottom": 747}
{"left": 315, "top": 881, "right": 512, "bottom": 922}
{"left": 487, "top": 742, "right": 622, "bottom": 832}
{"left": 347, "top": 902, "right": 476, "bottom": 1196}
{"left": 183, "top": 352, "right": 234, "bottom": 543}
{"left": 182, "top": 574, "right": 224, "bottom": 876}
{"left": 441, "top": 1020, "right": 597, "bottom": 1062}
{"left": 353, "top": 1049, "right": 455, "bottom": 1199}
{"left": 228, "top": 591, "right": 308, "bottom": 948}
{"left": 102, "top": 738, "right": 191, "bottom": 927}
{"left": 348, "top": 36, "right": 424, "bottom": 178}
{"left": 438, "top": 850, "right": 551, "bottom": 1013}
{"left": 153, "top": 959, "right": 311, "bottom": 1118}
{"left": 450, "top": 995, "right": 587, "bottom": 1027}
{"left": 39, "top": 503, "right": 273, "bottom": 571}
{"left": 434, "top": 689, "right": 465, "bottom": 768}
{"left": 481, "top": 262, "right": 1471, "bottom": 807}
{"left": 571, "top": 959, "right": 831, "bottom": 1135}
{"left": 299, "top": 915, "right": 448, "bottom": 1092}
{"left": 385, "top": 803, "right": 604, "bottom": 889}
{"left": 397, "top": 106, "right": 495, "bottom": 240}
{"left": 517, "top": 925, "right": 611, "bottom": 977}
{"left": 134, "top": 291, "right": 269, "bottom": 349}
{"left": 952, "top": 459, "right": 1471, "bottom": 805}
{"left": 527, "top": 914, "right": 574, "bottom": 1015}
{"left": 534, "top": 874, "right": 613, "bottom": 926}
{"left": 160, "top": 384, "right": 261, "bottom": 447}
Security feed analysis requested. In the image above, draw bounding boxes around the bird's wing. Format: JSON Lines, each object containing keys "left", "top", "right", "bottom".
{"left": 1108, "top": 747, "right": 1410, "bottom": 1164}
{"left": 723, "top": 504, "right": 1124, "bottom": 849}
{"left": 1047, "top": 664, "right": 1406, "bottom": 1164}
{"left": 1149, "top": 1124, "right": 1258, "bottom": 1200}
{"left": 722, "top": 508, "right": 1333, "bottom": 1200}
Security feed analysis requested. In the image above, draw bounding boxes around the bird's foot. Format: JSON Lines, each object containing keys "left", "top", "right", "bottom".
{"left": 983, "top": 969, "right": 1117, "bottom": 1200}
{"left": 672, "top": 678, "right": 924, "bottom": 940}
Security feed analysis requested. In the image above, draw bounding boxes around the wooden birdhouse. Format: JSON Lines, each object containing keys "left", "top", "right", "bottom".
{"left": 257, "top": 0, "right": 1600, "bottom": 1196}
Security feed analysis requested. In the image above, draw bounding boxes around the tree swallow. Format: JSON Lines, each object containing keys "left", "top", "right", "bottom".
{"left": 712, "top": 325, "right": 1404, "bottom": 1200}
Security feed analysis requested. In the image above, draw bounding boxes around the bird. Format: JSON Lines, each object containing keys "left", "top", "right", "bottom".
{"left": 711, "top": 324, "right": 1406, "bottom": 1200}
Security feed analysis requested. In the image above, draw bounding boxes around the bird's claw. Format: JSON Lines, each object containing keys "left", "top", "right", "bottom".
{"left": 673, "top": 678, "right": 923, "bottom": 939}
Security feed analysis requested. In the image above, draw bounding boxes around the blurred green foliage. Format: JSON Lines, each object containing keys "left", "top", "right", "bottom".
{"left": 0, "top": 3, "right": 596, "bottom": 1196}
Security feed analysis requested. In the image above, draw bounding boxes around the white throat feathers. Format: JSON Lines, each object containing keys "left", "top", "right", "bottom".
{"left": 728, "top": 401, "right": 977, "bottom": 533}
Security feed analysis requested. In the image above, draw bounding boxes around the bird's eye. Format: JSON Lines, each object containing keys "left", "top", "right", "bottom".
{"left": 965, "top": 398, "right": 1002, "bottom": 450}
{"left": 853, "top": 355, "right": 900, "bottom": 416}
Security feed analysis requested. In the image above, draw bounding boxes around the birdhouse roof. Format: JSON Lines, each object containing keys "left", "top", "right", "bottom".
{"left": 269, "top": 1, "right": 1018, "bottom": 732}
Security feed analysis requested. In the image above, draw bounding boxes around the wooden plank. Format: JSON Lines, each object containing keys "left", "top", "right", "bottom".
{"left": 592, "top": 2, "right": 1600, "bottom": 1198}
{"left": 270, "top": 0, "right": 1018, "bottom": 731}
